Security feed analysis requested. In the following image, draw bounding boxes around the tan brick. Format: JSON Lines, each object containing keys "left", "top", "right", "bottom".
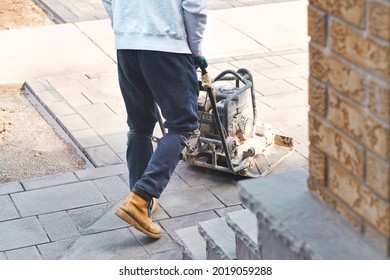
{"left": 368, "top": 80, "right": 390, "bottom": 123}
{"left": 308, "top": 5, "right": 327, "bottom": 45}
{"left": 331, "top": 21, "right": 390, "bottom": 79}
{"left": 366, "top": 152, "right": 390, "bottom": 200}
{"left": 309, "top": 112, "right": 364, "bottom": 177}
{"left": 308, "top": 177, "right": 363, "bottom": 230}
{"left": 309, "top": 44, "right": 364, "bottom": 102}
{"left": 364, "top": 115, "right": 390, "bottom": 159}
{"left": 369, "top": 1, "right": 390, "bottom": 40}
{"left": 329, "top": 162, "right": 390, "bottom": 237}
{"left": 309, "top": 77, "right": 327, "bottom": 115}
{"left": 329, "top": 89, "right": 365, "bottom": 141}
{"left": 309, "top": 0, "right": 365, "bottom": 27}
{"left": 309, "top": 146, "right": 327, "bottom": 185}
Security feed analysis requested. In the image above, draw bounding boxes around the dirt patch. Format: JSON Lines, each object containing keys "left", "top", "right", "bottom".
{"left": 0, "top": 3, "right": 86, "bottom": 184}
{"left": 0, "top": 0, "right": 53, "bottom": 30}
{"left": 0, "top": 85, "right": 86, "bottom": 183}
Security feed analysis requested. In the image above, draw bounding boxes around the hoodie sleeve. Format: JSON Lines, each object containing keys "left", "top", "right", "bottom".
{"left": 182, "top": 0, "right": 208, "bottom": 57}
{"left": 102, "top": 0, "right": 113, "bottom": 21}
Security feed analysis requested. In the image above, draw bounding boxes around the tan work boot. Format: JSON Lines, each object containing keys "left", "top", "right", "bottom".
{"left": 116, "top": 192, "right": 162, "bottom": 239}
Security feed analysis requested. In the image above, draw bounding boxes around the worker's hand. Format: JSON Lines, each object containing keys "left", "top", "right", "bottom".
{"left": 194, "top": 55, "right": 208, "bottom": 70}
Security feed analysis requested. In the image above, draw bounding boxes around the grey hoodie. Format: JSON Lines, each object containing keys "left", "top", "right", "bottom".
{"left": 101, "top": 0, "right": 208, "bottom": 56}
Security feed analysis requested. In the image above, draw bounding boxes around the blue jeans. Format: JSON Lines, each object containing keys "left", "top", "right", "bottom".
{"left": 117, "top": 50, "right": 199, "bottom": 200}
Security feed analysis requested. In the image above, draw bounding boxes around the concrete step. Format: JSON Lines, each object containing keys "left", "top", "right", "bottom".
{"left": 226, "top": 209, "right": 260, "bottom": 260}
{"left": 175, "top": 226, "right": 206, "bottom": 260}
{"left": 198, "top": 217, "right": 236, "bottom": 260}
{"left": 239, "top": 169, "right": 387, "bottom": 259}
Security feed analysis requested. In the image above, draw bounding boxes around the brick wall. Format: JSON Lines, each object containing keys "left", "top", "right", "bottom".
{"left": 307, "top": 0, "right": 390, "bottom": 255}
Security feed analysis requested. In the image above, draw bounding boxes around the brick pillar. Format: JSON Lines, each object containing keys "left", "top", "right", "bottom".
{"left": 307, "top": 0, "right": 390, "bottom": 255}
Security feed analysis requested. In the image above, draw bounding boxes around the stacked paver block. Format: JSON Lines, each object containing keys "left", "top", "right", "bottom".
{"left": 175, "top": 209, "right": 259, "bottom": 260}
{"left": 308, "top": 0, "right": 390, "bottom": 255}
{"left": 176, "top": 170, "right": 387, "bottom": 260}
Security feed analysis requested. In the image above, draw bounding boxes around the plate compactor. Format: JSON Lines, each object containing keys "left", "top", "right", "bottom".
{"left": 157, "top": 67, "right": 294, "bottom": 178}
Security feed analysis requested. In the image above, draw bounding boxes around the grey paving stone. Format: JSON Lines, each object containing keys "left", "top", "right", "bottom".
{"left": 147, "top": 249, "right": 182, "bottom": 260}
{"left": 71, "top": 128, "right": 105, "bottom": 149}
{"left": 0, "top": 217, "right": 49, "bottom": 251}
{"left": 163, "top": 171, "right": 190, "bottom": 192}
{"left": 21, "top": 172, "right": 79, "bottom": 191}
{"left": 5, "top": 246, "right": 43, "bottom": 260}
{"left": 130, "top": 227, "right": 180, "bottom": 255}
{"left": 75, "top": 103, "right": 117, "bottom": 121}
{"left": 25, "top": 78, "right": 54, "bottom": 92}
{"left": 37, "top": 238, "right": 78, "bottom": 260}
{"left": 257, "top": 90, "right": 307, "bottom": 110}
{"left": 199, "top": 218, "right": 236, "bottom": 260}
{"left": 38, "top": 211, "right": 80, "bottom": 241}
{"left": 0, "top": 252, "right": 6, "bottom": 260}
{"left": 74, "top": 164, "right": 127, "bottom": 181}
{"left": 84, "top": 145, "right": 123, "bottom": 167}
{"left": 263, "top": 55, "right": 295, "bottom": 67}
{"left": 57, "top": 114, "right": 91, "bottom": 132}
{"left": 215, "top": 205, "right": 245, "bottom": 217}
{"left": 258, "top": 64, "right": 308, "bottom": 80}
{"left": 226, "top": 209, "right": 259, "bottom": 259}
{"left": 175, "top": 226, "right": 207, "bottom": 260}
{"left": 93, "top": 176, "right": 129, "bottom": 201}
{"left": 174, "top": 162, "right": 221, "bottom": 187}
{"left": 230, "top": 57, "right": 277, "bottom": 71}
{"left": 0, "top": 182, "right": 24, "bottom": 195}
{"left": 68, "top": 201, "right": 129, "bottom": 235}
{"left": 159, "top": 185, "right": 225, "bottom": 217}
{"left": 0, "top": 195, "right": 20, "bottom": 222}
{"left": 11, "top": 181, "right": 107, "bottom": 217}
{"left": 160, "top": 210, "right": 219, "bottom": 241}
{"left": 87, "top": 117, "right": 128, "bottom": 136}
{"left": 205, "top": 181, "right": 242, "bottom": 207}
{"left": 60, "top": 228, "right": 149, "bottom": 260}
{"left": 101, "top": 133, "right": 127, "bottom": 153}
{"left": 33, "top": 88, "right": 64, "bottom": 105}
{"left": 46, "top": 100, "right": 76, "bottom": 117}
{"left": 255, "top": 79, "right": 301, "bottom": 96}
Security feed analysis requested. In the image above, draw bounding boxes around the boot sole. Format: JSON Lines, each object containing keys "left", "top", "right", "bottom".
{"left": 115, "top": 208, "right": 161, "bottom": 239}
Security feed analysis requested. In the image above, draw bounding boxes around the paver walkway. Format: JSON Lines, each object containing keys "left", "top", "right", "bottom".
{"left": 0, "top": 0, "right": 309, "bottom": 259}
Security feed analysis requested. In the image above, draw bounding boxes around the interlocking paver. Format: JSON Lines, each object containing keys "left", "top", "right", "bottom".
{"left": 11, "top": 181, "right": 106, "bottom": 217}
{"left": 160, "top": 186, "right": 225, "bottom": 217}
{"left": 130, "top": 227, "right": 181, "bottom": 255}
{"left": 57, "top": 114, "right": 91, "bottom": 132}
{"left": 101, "top": 133, "right": 127, "bottom": 154}
{"left": 21, "top": 172, "right": 79, "bottom": 191}
{"left": 5, "top": 246, "right": 43, "bottom": 260}
{"left": 0, "top": 217, "right": 49, "bottom": 251}
{"left": 68, "top": 201, "right": 128, "bottom": 235}
{"left": 38, "top": 211, "right": 81, "bottom": 241}
{"left": 59, "top": 228, "right": 149, "bottom": 260}
{"left": 75, "top": 103, "right": 117, "bottom": 121}
{"left": 205, "top": 182, "right": 242, "bottom": 207}
{"left": 214, "top": 205, "right": 245, "bottom": 217}
{"left": 74, "top": 164, "right": 127, "bottom": 181}
{"left": 71, "top": 128, "right": 105, "bottom": 148}
{"left": 84, "top": 145, "right": 123, "bottom": 167}
{"left": 93, "top": 176, "right": 129, "bottom": 201}
{"left": 37, "top": 238, "right": 78, "bottom": 260}
{"left": 0, "top": 195, "right": 20, "bottom": 222}
{"left": 160, "top": 211, "right": 220, "bottom": 241}
{"left": 0, "top": 182, "right": 24, "bottom": 196}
